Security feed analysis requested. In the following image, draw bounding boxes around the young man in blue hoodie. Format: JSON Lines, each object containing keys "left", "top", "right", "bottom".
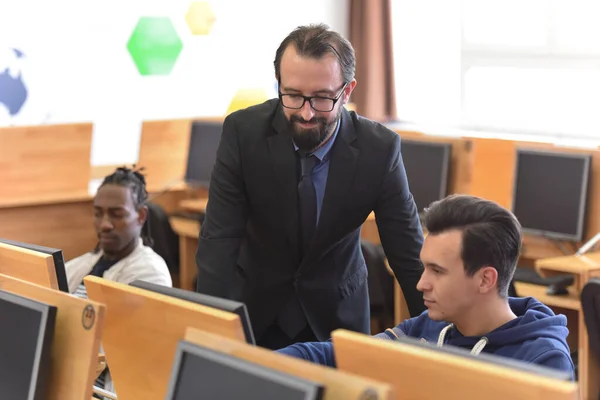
{"left": 277, "top": 194, "right": 575, "bottom": 377}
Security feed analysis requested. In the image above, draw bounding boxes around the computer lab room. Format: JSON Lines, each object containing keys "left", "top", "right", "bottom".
{"left": 0, "top": 0, "right": 598, "bottom": 399}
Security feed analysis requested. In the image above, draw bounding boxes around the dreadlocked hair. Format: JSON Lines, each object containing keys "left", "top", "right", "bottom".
{"left": 94, "top": 165, "right": 154, "bottom": 252}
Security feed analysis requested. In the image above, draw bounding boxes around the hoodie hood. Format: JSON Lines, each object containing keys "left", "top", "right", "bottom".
{"left": 443, "top": 297, "right": 569, "bottom": 351}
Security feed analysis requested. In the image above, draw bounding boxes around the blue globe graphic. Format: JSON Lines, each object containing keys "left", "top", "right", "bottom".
{"left": 0, "top": 48, "right": 28, "bottom": 117}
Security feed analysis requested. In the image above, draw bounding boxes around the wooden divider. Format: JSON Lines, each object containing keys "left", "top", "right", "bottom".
{"left": 0, "top": 242, "right": 58, "bottom": 290}
{"left": 0, "top": 273, "right": 105, "bottom": 400}
{"left": 396, "top": 130, "right": 474, "bottom": 195}
{"left": 183, "top": 327, "right": 394, "bottom": 400}
{"left": 138, "top": 117, "right": 224, "bottom": 192}
{"left": 332, "top": 329, "right": 579, "bottom": 400}
{"left": 0, "top": 123, "right": 92, "bottom": 203}
{"left": 83, "top": 276, "right": 245, "bottom": 400}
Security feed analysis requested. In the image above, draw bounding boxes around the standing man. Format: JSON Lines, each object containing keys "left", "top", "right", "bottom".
{"left": 196, "top": 23, "right": 424, "bottom": 349}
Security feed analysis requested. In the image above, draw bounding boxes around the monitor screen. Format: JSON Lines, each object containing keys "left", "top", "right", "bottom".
{"left": 512, "top": 149, "right": 591, "bottom": 241}
{"left": 0, "top": 290, "right": 57, "bottom": 400}
{"left": 129, "top": 280, "right": 256, "bottom": 345}
{"left": 0, "top": 239, "right": 69, "bottom": 293}
{"left": 400, "top": 140, "right": 451, "bottom": 213}
{"left": 184, "top": 121, "right": 223, "bottom": 187}
{"left": 166, "top": 340, "right": 324, "bottom": 400}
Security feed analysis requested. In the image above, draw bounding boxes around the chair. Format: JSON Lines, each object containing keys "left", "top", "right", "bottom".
{"left": 361, "top": 240, "right": 395, "bottom": 331}
{"left": 581, "top": 278, "right": 600, "bottom": 399}
{"left": 145, "top": 202, "right": 180, "bottom": 274}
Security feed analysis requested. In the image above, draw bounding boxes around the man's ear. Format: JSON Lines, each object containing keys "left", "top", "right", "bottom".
{"left": 344, "top": 79, "right": 357, "bottom": 103}
{"left": 478, "top": 266, "right": 498, "bottom": 294}
{"left": 137, "top": 205, "right": 148, "bottom": 226}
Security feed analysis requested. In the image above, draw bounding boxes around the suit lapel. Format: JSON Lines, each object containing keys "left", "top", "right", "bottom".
{"left": 301, "top": 109, "right": 359, "bottom": 269}
{"left": 269, "top": 107, "right": 301, "bottom": 264}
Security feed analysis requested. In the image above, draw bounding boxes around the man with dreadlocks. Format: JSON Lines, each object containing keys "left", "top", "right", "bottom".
{"left": 66, "top": 166, "right": 172, "bottom": 295}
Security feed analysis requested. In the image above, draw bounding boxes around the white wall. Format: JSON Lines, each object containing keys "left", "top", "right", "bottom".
{"left": 0, "top": 0, "right": 349, "bottom": 165}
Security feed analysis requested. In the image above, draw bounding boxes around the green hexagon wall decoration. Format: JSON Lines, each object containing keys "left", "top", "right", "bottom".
{"left": 127, "top": 17, "right": 183, "bottom": 76}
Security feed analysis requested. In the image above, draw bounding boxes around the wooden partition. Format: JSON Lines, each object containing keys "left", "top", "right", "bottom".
{"left": 396, "top": 130, "right": 474, "bottom": 195}
{"left": 83, "top": 276, "right": 245, "bottom": 400}
{"left": 362, "top": 130, "right": 474, "bottom": 244}
{"left": 332, "top": 329, "right": 579, "bottom": 400}
{"left": 0, "top": 123, "right": 92, "bottom": 204}
{"left": 183, "top": 327, "right": 394, "bottom": 400}
{"left": 0, "top": 273, "right": 105, "bottom": 399}
{"left": 0, "top": 242, "right": 58, "bottom": 290}
{"left": 138, "top": 117, "right": 224, "bottom": 191}
{"left": 469, "top": 137, "right": 600, "bottom": 260}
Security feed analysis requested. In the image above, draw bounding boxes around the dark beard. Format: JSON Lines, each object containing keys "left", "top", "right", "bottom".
{"left": 287, "top": 109, "right": 341, "bottom": 152}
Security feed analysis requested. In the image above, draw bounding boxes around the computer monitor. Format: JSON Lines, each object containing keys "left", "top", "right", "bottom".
{"left": 129, "top": 280, "right": 256, "bottom": 345}
{"left": 0, "top": 239, "right": 68, "bottom": 293}
{"left": 184, "top": 121, "right": 223, "bottom": 187}
{"left": 400, "top": 140, "right": 451, "bottom": 213}
{"left": 332, "top": 329, "right": 577, "bottom": 400}
{"left": 0, "top": 290, "right": 57, "bottom": 400}
{"left": 511, "top": 148, "right": 591, "bottom": 241}
{"left": 165, "top": 340, "right": 324, "bottom": 400}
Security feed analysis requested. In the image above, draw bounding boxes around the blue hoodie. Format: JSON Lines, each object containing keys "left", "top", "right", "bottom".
{"left": 277, "top": 297, "right": 575, "bottom": 378}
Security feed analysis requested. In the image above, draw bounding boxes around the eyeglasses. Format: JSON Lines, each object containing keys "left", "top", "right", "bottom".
{"left": 279, "top": 82, "right": 348, "bottom": 112}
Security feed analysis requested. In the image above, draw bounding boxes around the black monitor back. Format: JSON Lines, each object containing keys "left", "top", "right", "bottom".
{"left": 511, "top": 149, "right": 591, "bottom": 241}
{"left": 400, "top": 140, "right": 451, "bottom": 213}
{"left": 0, "top": 238, "right": 69, "bottom": 293}
{"left": 166, "top": 340, "right": 324, "bottom": 400}
{"left": 184, "top": 121, "right": 223, "bottom": 188}
{"left": 0, "top": 290, "right": 57, "bottom": 400}
{"left": 129, "top": 280, "right": 256, "bottom": 345}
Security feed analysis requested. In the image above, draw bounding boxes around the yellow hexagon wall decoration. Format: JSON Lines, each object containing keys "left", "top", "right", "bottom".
{"left": 227, "top": 88, "right": 270, "bottom": 115}
{"left": 185, "top": 2, "right": 216, "bottom": 36}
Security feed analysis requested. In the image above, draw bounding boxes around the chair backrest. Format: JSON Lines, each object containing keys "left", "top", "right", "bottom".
{"left": 0, "top": 242, "right": 58, "bottom": 290}
{"left": 144, "top": 202, "right": 180, "bottom": 273}
{"left": 83, "top": 275, "right": 246, "bottom": 400}
{"left": 582, "top": 278, "right": 600, "bottom": 358}
{"left": 183, "top": 327, "right": 394, "bottom": 400}
{"left": 0, "top": 273, "right": 105, "bottom": 399}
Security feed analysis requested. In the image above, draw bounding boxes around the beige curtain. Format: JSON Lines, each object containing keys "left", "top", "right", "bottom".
{"left": 349, "top": 0, "right": 397, "bottom": 122}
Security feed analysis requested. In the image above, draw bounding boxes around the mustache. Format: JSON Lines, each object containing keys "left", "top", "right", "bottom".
{"left": 290, "top": 115, "right": 327, "bottom": 125}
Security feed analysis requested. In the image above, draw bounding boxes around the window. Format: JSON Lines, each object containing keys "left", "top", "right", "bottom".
{"left": 392, "top": 0, "right": 600, "bottom": 142}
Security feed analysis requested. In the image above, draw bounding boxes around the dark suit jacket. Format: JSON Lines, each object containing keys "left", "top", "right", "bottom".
{"left": 196, "top": 99, "right": 425, "bottom": 341}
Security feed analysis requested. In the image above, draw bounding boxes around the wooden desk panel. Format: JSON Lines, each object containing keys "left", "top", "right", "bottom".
{"left": 0, "top": 199, "right": 97, "bottom": 261}
{"left": 0, "top": 123, "right": 92, "bottom": 202}
{"left": 0, "top": 187, "right": 188, "bottom": 262}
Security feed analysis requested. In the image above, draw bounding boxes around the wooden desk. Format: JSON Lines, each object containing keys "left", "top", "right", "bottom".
{"left": 521, "top": 253, "right": 600, "bottom": 400}
{"left": 170, "top": 216, "right": 200, "bottom": 291}
{"left": 0, "top": 185, "right": 188, "bottom": 262}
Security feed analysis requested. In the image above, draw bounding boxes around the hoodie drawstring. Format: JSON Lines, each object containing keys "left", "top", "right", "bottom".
{"left": 436, "top": 323, "right": 489, "bottom": 355}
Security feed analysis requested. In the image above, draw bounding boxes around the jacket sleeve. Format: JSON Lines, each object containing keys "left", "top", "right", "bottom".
{"left": 195, "top": 114, "right": 249, "bottom": 298}
{"left": 276, "top": 340, "right": 337, "bottom": 367}
{"left": 276, "top": 319, "right": 415, "bottom": 367}
{"left": 374, "top": 133, "right": 426, "bottom": 317}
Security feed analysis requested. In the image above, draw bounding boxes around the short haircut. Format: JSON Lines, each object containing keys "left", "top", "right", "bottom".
{"left": 422, "top": 194, "right": 522, "bottom": 297}
{"left": 274, "top": 23, "right": 355, "bottom": 84}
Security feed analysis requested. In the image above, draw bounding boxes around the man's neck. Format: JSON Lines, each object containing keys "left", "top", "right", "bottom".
{"left": 102, "top": 238, "right": 138, "bottom": 262}
{"left": 453, "top": 297, "right": 517, "bottom": 337}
